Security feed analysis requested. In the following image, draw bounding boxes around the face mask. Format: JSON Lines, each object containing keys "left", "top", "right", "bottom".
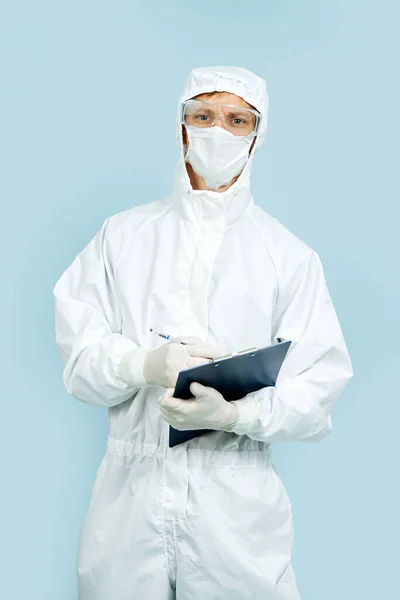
{"left": 184, "top": 126, "right": 254, "bottom": 191}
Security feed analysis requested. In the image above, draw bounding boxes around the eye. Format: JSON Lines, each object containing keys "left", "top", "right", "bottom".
{"left": 195, "top": 114, "right": 211, "bottom": 122}
{"left": 232, "top": 118, "right": 245, "bottom": 125}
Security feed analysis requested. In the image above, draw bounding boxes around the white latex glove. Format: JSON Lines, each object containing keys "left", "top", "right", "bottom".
{"left": 159, "top": 382, "right": 239, "bottom": 432}
{"left": 142, "top": 336, "right": 223, "bottom": 388}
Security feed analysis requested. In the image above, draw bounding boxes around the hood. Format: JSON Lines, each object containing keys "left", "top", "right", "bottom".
{"left": 173, "top": 66, "right": 269, "bottom": 225}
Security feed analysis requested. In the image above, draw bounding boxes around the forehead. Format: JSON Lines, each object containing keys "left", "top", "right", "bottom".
{"left": 192, "top": 92, "right": 253, "bottom": 109}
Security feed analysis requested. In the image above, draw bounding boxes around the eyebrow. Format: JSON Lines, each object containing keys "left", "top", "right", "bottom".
{"left": 196, "top": 106, "right": 252, "bottom": 116}
{"left": 225, "top": 109, "right": 255, "bottom": 120}
{"left": 191, "top": 107, "right": 215, "bottom": 116}
{"left": 225, "top": 109, "right": 250, "bottom": 115}
{"left": 190, "top": 104, "right": 255, "bottom": 120}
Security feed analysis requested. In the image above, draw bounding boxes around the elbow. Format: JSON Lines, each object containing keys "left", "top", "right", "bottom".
{"left": 62, "top": 369, "right": 94, "bottom": 405}
{"left": 62, "top": 351, "right": 109, "bottom": 407}
{"left": 62, "top": 367, "right": 135, "bottom": 408}
{"left": 303, "top": 414, "right": 333, "bottom": 442}
{"left": 62, "top": 368, "right": 108, "bottom": 408}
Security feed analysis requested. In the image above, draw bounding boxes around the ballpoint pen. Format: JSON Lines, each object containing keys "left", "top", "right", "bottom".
{"left": 150, "top": 328, "right": 258, "bottom": 361}
{"left": 149, "top": 328, "right": 187, "bottom": 345}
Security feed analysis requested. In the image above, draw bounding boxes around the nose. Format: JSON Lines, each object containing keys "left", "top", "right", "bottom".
{"left": 213, "top": 117, "right": 225, "bottom": 129}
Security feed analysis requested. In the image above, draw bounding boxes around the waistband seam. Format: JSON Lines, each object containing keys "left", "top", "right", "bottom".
{"left": 106, "top": 437, "right": 271, "bottom": 465}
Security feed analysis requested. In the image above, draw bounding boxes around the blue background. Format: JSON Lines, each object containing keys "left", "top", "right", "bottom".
{"left": 1, "top": 1, "right": 399, "bottom": 598}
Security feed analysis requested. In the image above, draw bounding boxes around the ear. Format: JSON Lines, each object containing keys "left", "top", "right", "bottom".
{"left": 182, "top": 124, "right": 188, "bottom": 148}
{"left": 249, "top": 136, "right": 257, "bottom": 155}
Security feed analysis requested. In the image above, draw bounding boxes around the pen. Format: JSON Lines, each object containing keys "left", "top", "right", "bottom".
{"left": 150, "top": 328, "right": 186, "bottom": 345}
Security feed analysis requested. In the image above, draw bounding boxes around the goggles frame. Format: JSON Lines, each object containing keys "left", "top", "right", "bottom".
{"left": 181, "top": 98, "right": 261, "bottom": 137}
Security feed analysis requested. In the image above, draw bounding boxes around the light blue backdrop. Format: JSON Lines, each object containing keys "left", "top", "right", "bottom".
{"left": 1, "top": 1, "right": 399, "bottom": 598}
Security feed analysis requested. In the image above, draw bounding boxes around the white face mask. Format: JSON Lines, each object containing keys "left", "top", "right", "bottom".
{"left": 184, "top": 126, "right": 254, "bottom": 191}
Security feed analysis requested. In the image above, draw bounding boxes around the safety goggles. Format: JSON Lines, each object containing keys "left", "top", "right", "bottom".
{"left": 181, "top": 99, "right": 260, "bottom": 137}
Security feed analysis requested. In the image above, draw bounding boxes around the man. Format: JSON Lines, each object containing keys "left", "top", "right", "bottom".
{"left": 54, "top": 66, "right": 353, "bottom": 600}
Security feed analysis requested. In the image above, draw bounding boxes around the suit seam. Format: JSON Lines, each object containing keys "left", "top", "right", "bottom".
{"left": 248, "top": 212, "right": 280, "bottom": 312}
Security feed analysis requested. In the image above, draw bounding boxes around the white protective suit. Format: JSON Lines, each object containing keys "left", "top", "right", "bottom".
{"left": 53, "top": 66, "right": 353, "bottom": 600}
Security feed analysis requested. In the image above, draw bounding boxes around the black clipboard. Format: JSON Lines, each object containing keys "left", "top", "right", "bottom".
{"left": 169, "top": 340, "right": 291, "bottom": 447}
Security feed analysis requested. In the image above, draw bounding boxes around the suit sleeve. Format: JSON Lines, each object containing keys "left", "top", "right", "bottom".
{"left": 231, "top": 250, "right": 353, "bottom": 442}
{"left": 53, "top": 219, "right": 150, "bottom": 408}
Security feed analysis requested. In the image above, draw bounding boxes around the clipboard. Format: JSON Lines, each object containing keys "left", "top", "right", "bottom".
{"left": 169, "top": 340, "right": 291, "bottom": 447}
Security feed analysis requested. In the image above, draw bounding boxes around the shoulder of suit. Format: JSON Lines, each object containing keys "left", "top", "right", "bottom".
{"left": 104, "top": 197, "right": 171, "bottom": 238}
{"left": 249, "top": 204, "right": 316, "bottom": 262}
{"left": 99, "top": 198, "right": 171, "bottom": 268}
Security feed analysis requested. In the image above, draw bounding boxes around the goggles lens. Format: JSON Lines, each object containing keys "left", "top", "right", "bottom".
{"left": 182, "top": 99, "right": 259, "bottom": 137}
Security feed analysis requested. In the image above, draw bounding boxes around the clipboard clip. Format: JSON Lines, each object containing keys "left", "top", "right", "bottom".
{"left": 211, "top": 347, "right": 258, "bottom": 362}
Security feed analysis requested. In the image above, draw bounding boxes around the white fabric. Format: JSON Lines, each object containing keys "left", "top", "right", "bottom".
{"left": 184, "top": 125, "right": 255, "bottom": 190}
{"left": 159, "top": 382, "right": 239, "bottom": 431}
{"left": 53, "top": 65, "right": 353, "bottom": 599}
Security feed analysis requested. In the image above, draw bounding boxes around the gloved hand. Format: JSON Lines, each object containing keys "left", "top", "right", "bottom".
{"left": 142, "top": 336, "right": 223, "bottom": 388}
{"left": 158, "top": 382, "right": 239, "bottom": 432}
